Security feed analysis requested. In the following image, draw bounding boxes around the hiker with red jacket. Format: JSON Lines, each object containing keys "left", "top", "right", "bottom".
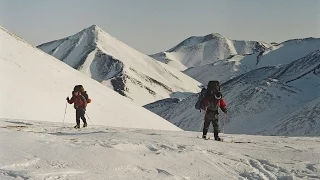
{"left": 201, "top": 81, "right": 227, "bottom": 141}
{"left": 67, "top": 90, "right": 88, "bottom": 128}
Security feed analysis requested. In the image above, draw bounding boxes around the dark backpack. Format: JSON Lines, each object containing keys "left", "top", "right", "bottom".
{"left": 74, "top": 85, "right": 84, "bottom": 92}
{"left": 207, "top": 80, "right": 220, "bottom": 93}
{"left": 195, "top": 88, "right": 207, "bottom": 111}
{"left": 195, "top": 81, "right": 221, "bottom": 111}
{"left": 205, "top": 80, "right": 222, "bottom": 100}
{"left": 73, "top": 85, "right": 91, "bottom": 103}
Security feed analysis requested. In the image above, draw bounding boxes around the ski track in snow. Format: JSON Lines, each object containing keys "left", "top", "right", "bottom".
{"left": 0, "top": 119, "right": 319, "bottom": 180}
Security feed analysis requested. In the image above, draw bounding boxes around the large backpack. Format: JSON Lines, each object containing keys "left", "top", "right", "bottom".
{"left": 195, "top": 81, "right": 221, "bottom": 111}
{"left": 205, "top": 80, "right": 221, "bottom": 99}
{"left": 195, "top": 88, "right": 207, "bottom": 111}
{"left": 73, "top": 85, "right": 91, "bottom": 103}
{"left": 207, "top": 80, "right": 220, "bottom": 93}
{"left": 74, "top": 85, "right": 84, "bottom": 92}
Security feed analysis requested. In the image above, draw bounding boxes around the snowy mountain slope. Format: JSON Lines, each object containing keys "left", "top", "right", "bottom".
{"left": 0, "top": 26, "right": 180, "bottom": 131}
{"left": 143, "top": 98, "right": 181, "bottom": 119}
{"left": 38, "top": 25, "right": 201, "bottom": 105}
{"left": 220, "top": 50, "right": 320, "bottom": 134}
{"left": 269, "top": 50, "right": 320, "bottom": 84}
{"left": 185, "top": 38, "right": 320, "bottom": 85}
{"left": 150, "top": 52, "right": 188, "bottom": 71}
{"left": 254, "top": 52, "right": 320, "bottom": 135}
{"left": 191, "top": 39, "right": 320, "bottom": 86}
{"left": 259, "top": 97, "right": 320, "bottom": 136}
{"left": 1, "top": 119, "right": 319, "bottom": 180}
{"left": 183, "top": 55, "right": 247, "bottom": 85}
{"left": 150, "top": 33, "right": 271, "bottom": 70}
{"left": 249, "top": 37, "right": 320, "bottom": 68}
{"left": 145, "top": 50, "right": 320, "bottom": 136}
{"left": 153, "top": 33, "right": 320, "bottom": 86}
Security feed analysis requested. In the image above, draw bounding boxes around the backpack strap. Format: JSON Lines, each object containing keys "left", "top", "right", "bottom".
{"left": 81, "top": 95, "right": 87, "bottom": 103}
{"left": 80, "top": 95, "right": 87, "bottom": 108}
{"left": 82, "top": 92, "right": 88, "bottom": 100}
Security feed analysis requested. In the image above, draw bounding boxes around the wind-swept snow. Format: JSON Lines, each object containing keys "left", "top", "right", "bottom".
{"left": 1, "top": 119, "right": 319, "bottom": 180}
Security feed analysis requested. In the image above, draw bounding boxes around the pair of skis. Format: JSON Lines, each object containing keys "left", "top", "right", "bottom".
{"left": 197, "top": 135, "right": 224, "bottom": 141}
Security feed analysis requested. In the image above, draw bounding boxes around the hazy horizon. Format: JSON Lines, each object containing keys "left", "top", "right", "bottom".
{"left": 0, "top": 0, "right": 319, "bottom": 54}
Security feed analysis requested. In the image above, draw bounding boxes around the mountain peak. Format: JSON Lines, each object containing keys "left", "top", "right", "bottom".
{"left": 37, "top": 25, "right": 201, "bottom": 105}
{"left": 201, "top": 33, "right": 225, "bottom": 42}
{"left": 206, "top": 33, "right": 224, "bottom": 38}
{"left": 84, "top": 24, "right": 104, "bottom": 34}
{"left": 197, "top": 33, "right": 225, "bottom": 44}
{"left": 87, "top": 24, "right": 100, "bottom": 30}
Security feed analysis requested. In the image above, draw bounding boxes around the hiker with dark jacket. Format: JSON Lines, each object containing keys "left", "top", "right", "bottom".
{"left": 201, "top": 82, "right": 227, "bottom": 141}
{"left": 67, "top": 90, "right": 88, "bottom": 128}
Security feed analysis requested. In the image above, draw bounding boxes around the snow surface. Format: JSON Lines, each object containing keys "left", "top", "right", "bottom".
{"left": 1, "top": 119, "right": 320, "bottom": 180}
{"left": 0, "top": 26, "right": 180, "bottom": 131}
{"left": 145, "top": 50, "right": 320, "bottom": 136}
{"left": 38, "top": 25, "right": 201, "bottom": 105}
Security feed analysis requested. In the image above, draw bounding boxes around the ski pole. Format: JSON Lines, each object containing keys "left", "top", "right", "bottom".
{"left": 85, "top": 112, "right": 93, "bottom": 125}
{"left": 62, "top": 102, "right": 67, "bottom": 127}
{"left": 197, "top": 120, "right": 205, "bottom": 138}
{"left": 222, "top": 113, "right": 229, "bottom": 134}
{"left": 222, "top": 115, "right": 225, "bottom": 134}
{"left": 197, "top": 108, "right": 207, "bottom": 137}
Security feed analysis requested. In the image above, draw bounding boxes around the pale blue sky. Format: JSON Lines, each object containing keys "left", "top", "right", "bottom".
{"left": 0, "top": 0, "right": 319, "bottom": 54}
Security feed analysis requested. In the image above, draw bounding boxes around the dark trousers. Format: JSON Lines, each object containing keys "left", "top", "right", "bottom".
{"left": 203, "top": 110, "right": 219, "bottom": 138}
{"left": 76, "top": 109, "right": 87, "bottom": 125}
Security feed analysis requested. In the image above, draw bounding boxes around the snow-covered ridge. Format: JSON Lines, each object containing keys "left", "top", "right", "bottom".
{"left": 38, "top": 25, "right": 201, "bottom": 105}
{"left": 269, "top": 50, "right": 320, "bottom": 82}
{"left": 150, "top": 33, "right": 271, "bottom": 70}
{"left": 152, "top": 32, "right": 320, "bottom": 87}
{"left": 182, "top": 37, "right": 320, "bottom": 85}
{"left": 0, "top": 25, "right": 180, "bottom": 131}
